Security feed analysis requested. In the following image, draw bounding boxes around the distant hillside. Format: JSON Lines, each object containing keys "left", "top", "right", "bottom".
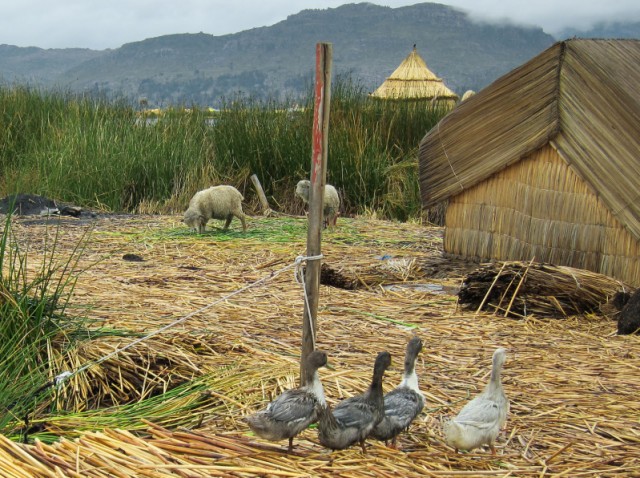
{"left": 2, "top": 3, "right": 634, "bottom": 107}
{"left": 557, "top": 21, "right": 640, "bottom": 41}
{"left": 0, "top": 44, "right": 104, "bottom": 84}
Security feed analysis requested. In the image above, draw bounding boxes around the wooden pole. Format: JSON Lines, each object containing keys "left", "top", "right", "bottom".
{"left": 301, "top": 42, "right": 332, "bottom": 384}
{"left": 250, "top": 174, "right": 271, "bottom": 216}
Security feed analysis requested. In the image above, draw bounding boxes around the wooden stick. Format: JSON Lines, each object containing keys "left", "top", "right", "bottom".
{"left": 475, "top": 261, "right": 507, "bottom": 316}
{"left": 504, "top": 257, "right": 535, "bottom": 317}
{"left": 250, "top": 174, "right": 272, "bottom": 216}
{"left": 301, "top": 42, "right": 332, "bottom": 384}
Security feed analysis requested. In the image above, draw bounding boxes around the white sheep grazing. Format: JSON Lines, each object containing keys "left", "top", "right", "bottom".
{"left": 183, "top": 185, "right": 247, "bottom": 233}
{"left": 295, "top": 179, "right": 340, "bottom": 228}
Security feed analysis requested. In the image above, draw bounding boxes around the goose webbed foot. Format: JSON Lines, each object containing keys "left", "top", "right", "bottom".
{"left": 359, "top": 439, "right": 368, "bottom": 454}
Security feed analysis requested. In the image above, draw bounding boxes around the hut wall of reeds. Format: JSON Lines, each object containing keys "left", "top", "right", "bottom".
{"left": 370, "top": 46, "right": 458, "bottom": 105}
{"left": 418, "top": 39, "right": 640, "bottom": 287}
{"left": 445, "top": 145, "right": 640, "bottom": 285}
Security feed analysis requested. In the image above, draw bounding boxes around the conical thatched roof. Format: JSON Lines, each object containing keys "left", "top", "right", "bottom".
{"left": 370, "top": 46, "right": 458, "bottom": 101}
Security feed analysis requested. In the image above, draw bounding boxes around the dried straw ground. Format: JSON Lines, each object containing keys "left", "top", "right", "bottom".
{"left": 1, "top": 214, "right": 638, "bottom": 477}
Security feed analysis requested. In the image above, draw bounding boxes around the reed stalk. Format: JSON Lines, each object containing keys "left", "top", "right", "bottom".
{"left": 0, "top": 80, "right": 447, "bottom": 220}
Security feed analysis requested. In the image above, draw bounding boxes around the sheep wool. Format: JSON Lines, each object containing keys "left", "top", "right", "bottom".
{"left": 183, "top": 185, "right": 247, "bottom": 233}
{"left": 295, "top": 180, "right": 340, "bottom": 228}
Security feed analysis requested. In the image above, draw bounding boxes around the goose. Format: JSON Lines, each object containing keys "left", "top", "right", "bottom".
{"left": 245, "top": 350, "right": 328, "bottom": 452}
{"left": 370, "top": 336, "right": 424, "bottom": 448}
{"left": 443, "top": 347, "right": 509, "bottom": 455}
{"left": 316, "top": 351, "right": 392, "bottom": 453}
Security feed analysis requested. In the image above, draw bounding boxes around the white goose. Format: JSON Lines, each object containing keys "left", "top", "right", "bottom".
{"left": 443, "top": 347, "right": 509, "bottom": 455}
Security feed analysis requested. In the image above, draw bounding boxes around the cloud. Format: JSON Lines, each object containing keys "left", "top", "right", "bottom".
{"left": 447, "top": 0, "right": 640, "bottom": 35}
{"left": 1, "top": 1, "right": 639, "bottom": 50}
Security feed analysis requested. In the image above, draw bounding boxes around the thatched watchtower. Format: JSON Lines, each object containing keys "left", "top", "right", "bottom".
{"left": 418, "top": 39, "right": 640, "bottom": 287}
{"left": 370, "top": 45, "right": 458, "bottom": 105}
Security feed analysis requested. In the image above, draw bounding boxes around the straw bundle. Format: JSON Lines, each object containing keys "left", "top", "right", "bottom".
{"left": 458, "top": 260, "right": 631, "bottom": 318}
{"left": 50, "top": 331, "right": 238, "bottom": 411}
{"left": 1, "top": 214, "right": 638, "bottom": 477}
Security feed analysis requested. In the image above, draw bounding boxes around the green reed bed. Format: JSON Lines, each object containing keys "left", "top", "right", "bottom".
{"left": 0, "top": 212, "right": 86, "bottom": 440}
{"left": 211, "top": 96, "right": 312, "bottom": 196}
{"left": 0, "top": 87, "right": 214, "bottom": 211}
{"left": 28, "top": 374, "right": 227, "bottom": 443}
{"left": 0, "top": 80, "right": 448, "bottom": 220}
{"left": 0, "top": 212, "right": 143, "bottom": 442}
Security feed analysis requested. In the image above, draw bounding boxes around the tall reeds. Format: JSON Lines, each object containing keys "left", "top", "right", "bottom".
{"left": 0, "top": 80, "right": 448, "bottom": 220}
{"left": 0, "top": 210, "right": 91, "bottom": 440}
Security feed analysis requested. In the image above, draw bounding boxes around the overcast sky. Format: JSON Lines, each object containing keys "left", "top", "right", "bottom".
{"left": 1, "top": 1, "right": 639, "bottom": 50}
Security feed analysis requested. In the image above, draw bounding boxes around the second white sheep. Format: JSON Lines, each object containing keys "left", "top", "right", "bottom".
{"left": 295, "top": 179, "right": 340, "bottom": 228}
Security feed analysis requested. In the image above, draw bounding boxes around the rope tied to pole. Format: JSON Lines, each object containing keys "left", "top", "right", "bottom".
{"left": 50, "top": 253, "right": 324, "bottom": 389}
{"left": 294, "top": 254, "right": 324, "bottom": 350}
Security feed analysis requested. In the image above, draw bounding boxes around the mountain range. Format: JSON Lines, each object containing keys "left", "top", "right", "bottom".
{"left": 1, "top": 2, "right": 639, "bottom": 108}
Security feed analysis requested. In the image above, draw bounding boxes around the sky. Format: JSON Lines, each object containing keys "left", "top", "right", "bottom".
{"left": 1, "top": 1, "right": 639, "bottom": 51}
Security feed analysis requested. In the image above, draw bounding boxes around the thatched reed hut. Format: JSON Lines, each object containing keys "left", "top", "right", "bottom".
{"left": 370, "top": 45, "right": 458, "bottom": 105}
{"left": 418, "top": 39, "right": 640, "bottom": 287}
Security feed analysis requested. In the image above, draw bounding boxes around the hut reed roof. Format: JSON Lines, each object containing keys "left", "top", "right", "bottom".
{"left": 370, "top": 46, "right": 458, "bottom": 100}
{"left": 418, "top": 39, "right": 640, "bottom": 242}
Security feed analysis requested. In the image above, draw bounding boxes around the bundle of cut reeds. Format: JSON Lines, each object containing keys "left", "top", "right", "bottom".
{"left": 458, "top": 260, "right": 631, "bottom": 318}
